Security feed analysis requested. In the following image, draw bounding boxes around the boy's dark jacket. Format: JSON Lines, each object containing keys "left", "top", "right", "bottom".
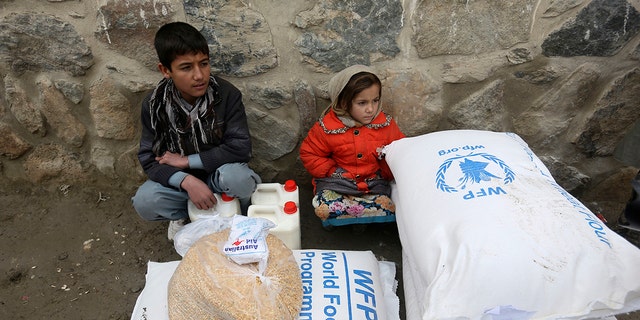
{"left": 138, "top": 76, "right": 252, "bottom": 188}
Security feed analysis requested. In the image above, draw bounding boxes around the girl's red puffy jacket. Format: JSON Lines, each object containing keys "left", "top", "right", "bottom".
{"left": 300, "top": 109, "right": 405, "bottom": 192}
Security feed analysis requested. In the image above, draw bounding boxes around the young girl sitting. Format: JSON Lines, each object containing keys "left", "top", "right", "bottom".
{"left": 300, "top": 65, "right": 405, "bottom": 232}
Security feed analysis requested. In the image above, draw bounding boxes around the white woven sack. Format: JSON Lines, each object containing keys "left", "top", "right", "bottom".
{"left": 384, "top": 130, "right": 640, "bottom": 319}
{"left": 293, "top": 249, "right": 399, "bottom": 320}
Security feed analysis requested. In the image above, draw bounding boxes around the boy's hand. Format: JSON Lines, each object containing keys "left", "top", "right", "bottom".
{"left": 181, "top": 175, "right": 217, "bottom": 210}
{"left": 156, "top": 151, "right": 189, "bottom": 169}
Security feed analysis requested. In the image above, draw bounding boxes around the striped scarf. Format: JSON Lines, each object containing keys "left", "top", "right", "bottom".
{"left": 149, "top": 76, "right": 221, "bottom": 156}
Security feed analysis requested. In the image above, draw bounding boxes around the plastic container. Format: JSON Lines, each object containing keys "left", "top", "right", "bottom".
{"left": 188, "top": 192, "right": 240, "bottom": 221}
{"left": 251, "top": 179, "right": 299, "bottom": 206}
{"left": 247, "top": 201, "right": 300, "bottom": 250}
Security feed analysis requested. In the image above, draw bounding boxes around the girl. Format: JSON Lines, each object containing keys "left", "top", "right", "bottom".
{"left": 300, "top": 65, "right": 405, "bottom": 232}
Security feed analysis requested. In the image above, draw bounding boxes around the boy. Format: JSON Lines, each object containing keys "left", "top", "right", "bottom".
{"left": 132, "top": 22, "right": 261, "bottom": 240}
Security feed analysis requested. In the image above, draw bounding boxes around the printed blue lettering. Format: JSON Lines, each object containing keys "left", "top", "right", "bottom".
{"left": 463, "top": 188, "right": 507, "bottom": 200}
{"left": 595, "top": 229, "right": 611, "bottom": 246}
{"left": 439, "top": 145, "right": 485, "bottom": 156}
{"left": 353, "top": 270, "right": 374, "bottom": 291}
{"left": 356, "top": 304, "right": 378, "bottom": 320}
{"left": 324, "top": 305, "right": 337, "bottom": 317}
{"left": 321, "top": 251, "right": 338, "bottom": 262}
{"left": 324, "top": 294, "right": 341, "bottom": 304}
{"left": 300, "top": 262, "right": 312, "bottom": 271}
{"left": 487, "top": 187, "right": 506, "bottom": 195}
{"left": 299, "top": 312, "right": 311, "bottom": 320}
{"left": 463, "top": 191, "right": 475, "bottom": 200}
{"left": 353, "top": 269, "right": 378, "bottom": 320}
{"left": 323, "top": 279, "right": 339, "bottom": 289}
{"left": 301, "top": 295, "right": 312, "bottom": 311}
{"left": 302, "top": 284, "right": 312, "bottom": 295}
{"left": 355, "top": 288, "right": 377, "bottom": 306}
{"left": 323, "top": 261, "right": 335, "bottom": 270}
{"left": 588, "top": 220, "right": 603, "bottom": 230}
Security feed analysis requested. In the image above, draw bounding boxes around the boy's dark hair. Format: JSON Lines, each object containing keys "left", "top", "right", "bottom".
{"left": 154, "top": 22, "right": 210, "bottom": 71}
{"left": 335, "top": 72, "right": 382, "bottom": 114}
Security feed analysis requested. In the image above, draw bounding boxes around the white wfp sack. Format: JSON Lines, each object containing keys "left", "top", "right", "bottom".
{"left": 293, "top": 250, "right": 400, "bottom": 320}
{"left": 383, "top": 130, "right": 640, "bottom": 319}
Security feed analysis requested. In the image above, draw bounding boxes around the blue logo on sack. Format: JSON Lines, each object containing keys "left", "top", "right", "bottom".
{"left": 436, "top": 153, "right": 515, "bottom": 195}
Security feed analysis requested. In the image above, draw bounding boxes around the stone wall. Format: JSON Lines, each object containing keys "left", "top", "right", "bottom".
{"left": 1, "top": 0, "right": 639, "bottom": 221}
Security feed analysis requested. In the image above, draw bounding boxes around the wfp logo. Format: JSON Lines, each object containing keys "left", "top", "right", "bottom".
{"left": 436, "top": 153, "right": 515, "bottom": 194}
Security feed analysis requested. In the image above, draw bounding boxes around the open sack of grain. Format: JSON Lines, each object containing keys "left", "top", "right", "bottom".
{"left": 383, "top": 129, "right": 640, "bottom": 319}
{"left": 168, "top": 227, "right": 302, "bottom": 319}
{"left": 130, "top": 215, "right": 400, "bottom": 320}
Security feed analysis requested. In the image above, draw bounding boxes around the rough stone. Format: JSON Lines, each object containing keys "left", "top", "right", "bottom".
{"left": 246, "top": 82, "right": 293, "bottom": 110}
{"left": 573, "top": 68, "right": 640, "bottom": 157}
{"left": 632, "top": 42, "right": 640, "bottom": 60}
{"left": 104, "top": 64, "right": 158, "bottom": 93}
{"left": 36, "top": 75, "right": 86, "bottom": 147}
{"left": 247, "top": 107, "right": 299, "bottom": 162}
{"left": 513, "top": 66, "right": 563, "bottom": 85}
{"left": 442, "top": 53, "right": 509, "bottom": 83}
{"left": 581, "top": 166, "right": 640, "bottom": 223}
{"left": 506, "top": 47, "right": 534, "bottom": 65}
{"left": 0, "top": 12, "right": 93, "bottom": 76}
{"left": 447, "top": 80, "right": 507, "bottom": 132}
{"left": 115, "top": 145, "right": 146, "bottom": 183}
{"left": 185, "top": 0, "right": 277, "bottom": 77}
{"left": 294, "top": 0, "right": 402, "bottom": 72}
{"left": 514, "top": 63, "right": 600, "bottom": 150}
{"left": 95, "top": 0, "right": 176, "bottom": 71}
{"left": 53, "top": 79, "right": 84, "bottom": 104}
{"left": 539, "top": 155, "right": 591, "bottom": 193}
{"left": 542, "top": 0, "right": 640, "bottom": 57}
{"left": 4, "top": 75, "right": 46, "bottom": 136}
{"left": 293, "top": 80, "right": 317, "bottom": 138}
{"left": 542, "top": 0, "right": 585, "bottom": 18}
{"left": 412, "top": 0, "right": 534, "bottom": 57}
{"left": 0, "top": 122, "right": 31, "bottom": 159}
{"left": 615, "top": 120, "right": 640, "bottom": 168}
{"left": 23, "top": 143, "right": 86, "bottom": 183}
{"left": 382, "top": 68, "right": 442, "bottom": 136}
{"left": 91, "top": 145, "right": 116, "bottom": 178}
{"left": 89, "top": 77, "right": 137, "bottom": 140}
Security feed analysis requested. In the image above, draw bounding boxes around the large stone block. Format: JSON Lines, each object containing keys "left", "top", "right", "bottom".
{"left": 0, "top": 12, "right": 93, "bottom": 76}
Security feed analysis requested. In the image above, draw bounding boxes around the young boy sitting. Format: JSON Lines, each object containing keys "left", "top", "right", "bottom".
{"left": 131, "top": 21, "right": 261, "bottom": 240}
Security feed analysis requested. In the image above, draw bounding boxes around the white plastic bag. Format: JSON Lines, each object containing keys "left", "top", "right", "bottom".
{"left": 173, "top": 215, "right": 232, "bottom": 257}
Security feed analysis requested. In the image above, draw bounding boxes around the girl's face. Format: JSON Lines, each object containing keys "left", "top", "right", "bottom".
{"left": 349, "top": 84, "right": 380, "bottom": 125}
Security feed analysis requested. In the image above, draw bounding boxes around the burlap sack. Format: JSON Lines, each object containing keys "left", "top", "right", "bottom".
{"left": 168, "top": 229, "right": 302, "bottom": 319}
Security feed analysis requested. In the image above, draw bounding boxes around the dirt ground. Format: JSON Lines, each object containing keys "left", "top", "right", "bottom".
{"left": 1, "top": 180, "right": 639, "bottom": 320}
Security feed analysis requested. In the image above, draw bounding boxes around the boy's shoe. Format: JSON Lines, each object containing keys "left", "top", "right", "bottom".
{"left": 167, "top": 218, "right": 187, "bottom": 241}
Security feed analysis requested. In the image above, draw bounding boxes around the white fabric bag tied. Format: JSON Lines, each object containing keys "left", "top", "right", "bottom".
{"left": 223, "top": 215, "right": 275, "bottom": 274}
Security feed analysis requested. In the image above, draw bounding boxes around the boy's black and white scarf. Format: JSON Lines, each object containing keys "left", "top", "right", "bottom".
{"left": 149, "top": 76, "right": 221, "bottom": 156}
